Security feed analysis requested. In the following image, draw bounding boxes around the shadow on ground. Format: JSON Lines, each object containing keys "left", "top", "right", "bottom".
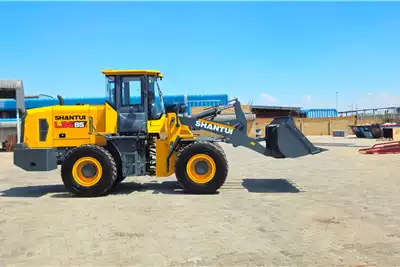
{"left": 0, "top": 181, "right": 185, "bottom": 198}
{"left": 313, "top": 142, "right": 370, "bottom": 148}
{"left": 241, "top": 179, "right": 301, "bottom": 193}
{"left": 0, "top": 184, "right": 66, "bottom": 198}
{"left": 109, "top": 181, "right": 185, "bottom": 196}
{"left": 0, "top": 179, "right": 301, "bottom": 198}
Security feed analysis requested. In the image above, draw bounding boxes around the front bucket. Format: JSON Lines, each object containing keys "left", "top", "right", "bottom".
{"left": 265, "top": 116, "right": 322, "bottom": 158}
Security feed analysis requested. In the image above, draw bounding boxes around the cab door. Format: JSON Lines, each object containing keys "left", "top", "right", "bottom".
{"left": 117, "top": 76, "right": 148, "bottom": 134}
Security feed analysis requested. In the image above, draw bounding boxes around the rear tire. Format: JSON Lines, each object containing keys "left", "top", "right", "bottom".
{"left": 175, "top": 142, "right": 228, "bottom": 194}
{"left": 105, "top": 142, "right": 126, "bottom": 188}
{"left": 61, "top": 145, "right": 117, "bottom": 197}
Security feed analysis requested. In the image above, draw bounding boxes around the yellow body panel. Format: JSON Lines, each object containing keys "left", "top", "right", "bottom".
{"left": 23, "top": 102, "right": 118, "bottom": 148}
{"left": 104, "top": 102, "right": 118, "bottom": 133}
{"left": 148, "top": 115, "right": 167, "bottom": 135}
{"left": 154, "top": 113, "right": 195, "bottom": 177}
{"left": 155, "top": 139, "right": 176, "bottom": 177}
{"left": 23, "top": 106, "right": 54, "bottom": 148}
{"left": 101, "top": 69, "right": 163, "bottom": 77}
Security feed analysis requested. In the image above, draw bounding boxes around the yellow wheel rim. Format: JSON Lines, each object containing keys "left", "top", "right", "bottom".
{"left": 186, "top": 154, "right": 216, "bottom": 184}
{"left": 72, "top": 157, "right": 103, "bottom": 187}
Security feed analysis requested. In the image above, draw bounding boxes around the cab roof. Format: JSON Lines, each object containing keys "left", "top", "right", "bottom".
{"left": 101, "top": 69, "right": 163, "bottom": 77}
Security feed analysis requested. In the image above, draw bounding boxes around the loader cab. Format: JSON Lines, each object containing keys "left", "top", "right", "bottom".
{"left": 102, "top": 69, "right": 165, "bottom": 135}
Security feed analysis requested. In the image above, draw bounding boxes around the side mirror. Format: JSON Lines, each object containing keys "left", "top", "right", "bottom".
{"left": 165, "top": 103, "right": 186, "bottom": 114}
{"left": 179, "top": 104, "right": 187, "bottom": 114}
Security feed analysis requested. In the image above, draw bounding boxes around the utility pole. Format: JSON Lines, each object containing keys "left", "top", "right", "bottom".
{"left": 336, "top": 91, "right": 338, "bottom": 111}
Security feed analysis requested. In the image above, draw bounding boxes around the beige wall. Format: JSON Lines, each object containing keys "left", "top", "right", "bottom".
{"left": 192, "top": 111, "right": 358, "bottom": 137}
{"left": 250, "top": 116, "right": 359, "bottom": 137}
{"left": 303, "top": 121, "right": 330, "bottom": 136}
{"left": 356, "top": 118, "right": 386, "bottom": 125}
{"left": 195, "top": 117, "right": 358, "bottom": 138}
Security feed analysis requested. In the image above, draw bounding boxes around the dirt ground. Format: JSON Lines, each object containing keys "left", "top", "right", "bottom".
{"left": 0, "top": 136, "right": 399, "bottom": 267}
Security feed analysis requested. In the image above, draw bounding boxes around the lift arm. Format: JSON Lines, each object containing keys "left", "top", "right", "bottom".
{"left": 179, "top": 100, "right": 322, "bottom": 159}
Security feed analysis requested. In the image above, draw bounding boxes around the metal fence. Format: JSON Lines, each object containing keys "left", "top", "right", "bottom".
{"left": 338, "top": 107, "right": 400, "bottom": 122}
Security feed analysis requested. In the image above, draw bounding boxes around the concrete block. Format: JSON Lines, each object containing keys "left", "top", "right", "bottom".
{"left": 332, "top": 130, "right": 348, "bottom": 137}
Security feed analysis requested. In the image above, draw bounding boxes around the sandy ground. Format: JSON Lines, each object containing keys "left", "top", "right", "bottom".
{"left": 0, "top": 136, "right": 399, "bottom": 267}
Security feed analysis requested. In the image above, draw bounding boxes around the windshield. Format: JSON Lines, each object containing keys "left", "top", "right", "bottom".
{"left": 149, "top": 77, "right": 165, "bottom": 119}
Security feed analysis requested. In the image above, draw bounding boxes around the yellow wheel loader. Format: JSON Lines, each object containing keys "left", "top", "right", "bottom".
{"left": 13, "top": 70, "right": 323, "bottom": 197}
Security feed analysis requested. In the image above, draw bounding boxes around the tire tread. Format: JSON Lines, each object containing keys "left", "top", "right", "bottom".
{"left": 61, "top": 144, "right": 117, "bottom": 197}
{"left": 175, "top": 141, "right": 228, "bottom": 194}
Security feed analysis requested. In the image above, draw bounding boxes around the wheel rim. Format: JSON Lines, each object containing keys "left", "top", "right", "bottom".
{"left": 72, "top": 157, "right": 103, "bottom": 187}
{"left": 186, "top": 154, "right": 216, "bottom": 184}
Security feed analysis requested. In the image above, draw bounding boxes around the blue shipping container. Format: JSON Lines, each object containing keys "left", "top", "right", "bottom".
{"left": 303, "top": 109, "right": 338, "bottom": 118}
{"left": 0, "top": 94, "right": 228, "bottom": 110}
{"left": 0, "top": 94, "right": 229, "bottom": 116}
{"left": 186, "top": 94, "right": 228, "bottom": 103}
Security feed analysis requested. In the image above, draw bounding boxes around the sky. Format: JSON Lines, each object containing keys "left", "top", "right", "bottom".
{"left": 0, "top": 2, "right": 399, "bottom": 111}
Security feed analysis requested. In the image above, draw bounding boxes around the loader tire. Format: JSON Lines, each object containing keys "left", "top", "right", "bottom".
{"left": 112, "top": 161, "right": 126, "bottom": 188}
{"left": 61, "top": 145, "right": 117, "bottom": 197}
{"left": 212, "top": 142, "right": 225, "bottom": 154}
{"left": 104, "top": 142, "right": 126, "bottom": 188}
{"left": 175, "top": 141, "right": 228, "bottom": 194}
{"left": 113, "top": 174, "right": 126, "bottom": 188}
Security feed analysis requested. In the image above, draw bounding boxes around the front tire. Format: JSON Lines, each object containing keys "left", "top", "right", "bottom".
{"left": 61, "top": 145, "right": 117, "bottom": 197}
{"left": 113, "top": 174, "right": 126, "bottom": 188}
{"left": 175, "top": 142, "right": 228, "bottom": 194}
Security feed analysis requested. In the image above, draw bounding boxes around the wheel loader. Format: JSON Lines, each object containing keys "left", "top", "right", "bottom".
{"left": 13, "top": 69, "right": 322, "bottom": 197}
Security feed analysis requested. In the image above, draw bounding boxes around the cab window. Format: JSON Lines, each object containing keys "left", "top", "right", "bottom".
{"left": 149, "top": 77, "right": 167, "bottom": 120}
{"left": 121, "top": 77, "right": 142, "bottom": 110}
{"left": 105, "top": 76, "right": 116, "bottom": 106}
